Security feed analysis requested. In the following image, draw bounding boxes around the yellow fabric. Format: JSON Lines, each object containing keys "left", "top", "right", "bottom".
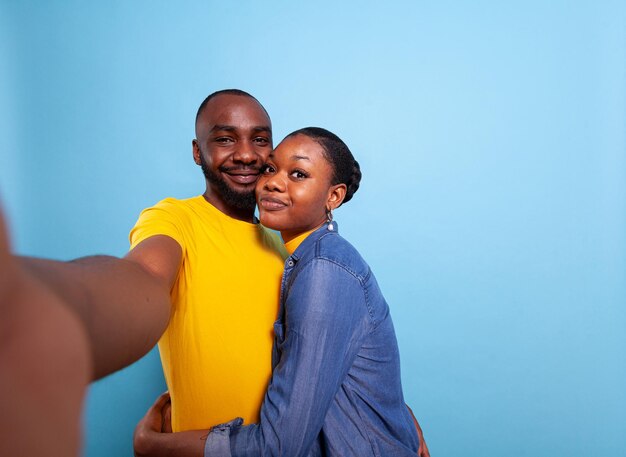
{"left": 284, "top": 227, "right": 317, "bottom": 255}
{"left": 129, "top": 196, "right": 287, "bottom": 431}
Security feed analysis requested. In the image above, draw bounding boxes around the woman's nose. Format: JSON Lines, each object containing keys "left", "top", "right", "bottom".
{"left": 263, "top": 173, "right": 285, "bottom": 192}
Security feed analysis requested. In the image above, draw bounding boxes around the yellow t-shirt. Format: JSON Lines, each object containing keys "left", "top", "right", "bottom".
{"left": 129, "top": 196, "right": 287, "bottom": 431}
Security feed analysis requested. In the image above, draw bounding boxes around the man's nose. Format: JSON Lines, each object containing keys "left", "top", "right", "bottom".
{"left": 233, "top": 140, "right": 259, "bottom": 164}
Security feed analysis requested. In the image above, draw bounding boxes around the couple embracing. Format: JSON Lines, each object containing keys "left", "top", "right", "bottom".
{"left": 131, "top": 89, "right": 429, "bottom": 456}
{"left": 0, "top": 89, "right": 429, "bottom": 457}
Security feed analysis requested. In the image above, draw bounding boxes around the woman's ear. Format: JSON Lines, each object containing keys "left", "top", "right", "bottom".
{"left": 327, "top": 184, "right": 347, "bottom": 211}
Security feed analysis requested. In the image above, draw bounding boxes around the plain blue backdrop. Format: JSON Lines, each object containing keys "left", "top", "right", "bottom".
{"left": 1, "top": 1, "right": 625, "bottom": 456}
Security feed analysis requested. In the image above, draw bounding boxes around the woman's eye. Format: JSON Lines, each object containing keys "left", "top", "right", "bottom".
{"left": 261, "top": 164, "right": 275, "bottom": 174}
{"left": 291, "top": 170, "right": 308, "bottom": 179}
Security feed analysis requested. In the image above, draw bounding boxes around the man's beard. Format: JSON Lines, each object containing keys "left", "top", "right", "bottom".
{"left": 200, "top": 156, "right": 257, "bottom": 211}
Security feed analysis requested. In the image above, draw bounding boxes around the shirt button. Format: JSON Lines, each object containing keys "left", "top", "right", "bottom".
{"left": 287, "top": 260, "right": 294, "bottom": 267}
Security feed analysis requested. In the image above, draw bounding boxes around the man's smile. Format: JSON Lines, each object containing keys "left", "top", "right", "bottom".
{"left": 221, "top": 166, "right": 261, "bottom": 185}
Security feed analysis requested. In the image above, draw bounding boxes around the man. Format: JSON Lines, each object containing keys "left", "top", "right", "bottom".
{"left": 133, "top": 92, "right": 429, "bottom": 456}
{"left": 128, "top": 89, "right": 287, "bottom": 431}
{"left": 1, "top": 90, "right": 285, "bottom": 454}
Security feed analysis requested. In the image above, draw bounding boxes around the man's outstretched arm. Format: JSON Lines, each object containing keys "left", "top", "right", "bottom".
{"left": 17, "top": 233, "right": 182, "bottom": 379}
{"left": 0, "top": 209, "right": 90, "bottom": 456}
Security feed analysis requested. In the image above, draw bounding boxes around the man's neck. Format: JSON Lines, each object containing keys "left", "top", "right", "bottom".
{"left": 201, "top": 192, "right": 256, "bottom": 223}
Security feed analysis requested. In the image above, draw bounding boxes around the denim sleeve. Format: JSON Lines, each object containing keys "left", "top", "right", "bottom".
{"left": 207, "top": 258, "right": 370, "bottom": 457}
{"left": 204, "top": 418, "right": 243, "bottom": 457}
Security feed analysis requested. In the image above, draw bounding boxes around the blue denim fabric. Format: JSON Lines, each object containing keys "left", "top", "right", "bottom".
{"left": 205, "top": 222, "right": 419, "bottom": 457}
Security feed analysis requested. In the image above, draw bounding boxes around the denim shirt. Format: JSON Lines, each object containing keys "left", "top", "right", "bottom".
{"left": 205, "top": 222, "right": 419, "bottom": 457}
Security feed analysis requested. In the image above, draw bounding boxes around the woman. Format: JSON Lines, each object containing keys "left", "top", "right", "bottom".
{"left": 135, "top": 128, "right": 424, "bottom": 456}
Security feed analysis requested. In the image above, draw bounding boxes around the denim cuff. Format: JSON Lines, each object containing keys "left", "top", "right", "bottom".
{"left": 204, "top": 417, "right": 243, "bottom": 457}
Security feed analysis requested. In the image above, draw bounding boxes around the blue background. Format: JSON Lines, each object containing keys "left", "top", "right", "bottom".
{"left": 1, "top": 1, "right": 625, "bottom": 456}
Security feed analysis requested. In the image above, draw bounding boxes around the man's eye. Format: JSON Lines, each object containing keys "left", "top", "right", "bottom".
{"left": 254, "top": 137, "right": 270, "bottom": 145}
{"left": 215, "top": 137, "right": 234, "bottom": 143}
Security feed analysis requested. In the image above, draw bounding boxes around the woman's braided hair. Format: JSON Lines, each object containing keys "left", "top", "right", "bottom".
{"left": 286, "top": 127, "right": 362, "bottom": 205}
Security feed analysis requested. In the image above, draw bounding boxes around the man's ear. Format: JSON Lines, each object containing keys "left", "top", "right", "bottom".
{"left": 327, "top": 184, "right": 347, "bottom": 211}
{"left": 192, "top": 139, "right": 201, "bottom": 165}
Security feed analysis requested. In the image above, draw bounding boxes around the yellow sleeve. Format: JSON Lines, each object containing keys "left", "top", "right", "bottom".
{"left": 129, "top": 199, "right": 185, "bottom": 251}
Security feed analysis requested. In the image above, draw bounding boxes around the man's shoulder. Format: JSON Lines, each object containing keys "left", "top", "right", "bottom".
{"left": 130, "top": 198, "right": 186, "bottom": 251}
{"left": 147, "top": 196, "right": 200, "bottom": 212}
{"left": 258, "top": 226, "right": 288, "bottom": 259}
{"left": 131, "top": 196, "right": 202, "bottom": 241}
{"left": 138, "top": 196, "right": 205, "bottom": 221}
{"left": 258, "top": 225, "right": 281, "bottom": 241}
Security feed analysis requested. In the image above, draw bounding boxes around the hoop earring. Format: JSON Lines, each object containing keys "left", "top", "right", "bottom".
{"left": 326, "top": 207, "right": 334, "bottom": 231}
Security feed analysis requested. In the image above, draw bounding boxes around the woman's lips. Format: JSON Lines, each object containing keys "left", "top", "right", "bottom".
{"left": 258, "top": 196, "right": 288, "bottom": 210}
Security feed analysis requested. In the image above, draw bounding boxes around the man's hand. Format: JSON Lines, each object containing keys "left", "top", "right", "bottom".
{"left": 407, "top": 404, "right": 431, "bottom": 457}
{"left": 0, "top": 208, "right": 15, "bottom": 297}
{"left": 415, "top": 417, "right": 430, "bottom": 457}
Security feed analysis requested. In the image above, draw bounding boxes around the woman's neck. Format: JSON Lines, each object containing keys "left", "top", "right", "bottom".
{"left": 281, "top": 221, "right": 326, "bottom": 244}
{"left": 282, "top": 222, "right": 326, "bottom": 255}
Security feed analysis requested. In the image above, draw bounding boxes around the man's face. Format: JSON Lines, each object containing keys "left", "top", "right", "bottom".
{"left": 193, "top": 94, "right": 273, "bottom": 214}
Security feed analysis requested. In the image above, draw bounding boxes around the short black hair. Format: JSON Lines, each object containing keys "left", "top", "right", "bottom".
{"left": 286, "top": 127, "right": 362, "bottom": 205}
{"left": 195, "top": 89, "right": 268, "bottom": 125}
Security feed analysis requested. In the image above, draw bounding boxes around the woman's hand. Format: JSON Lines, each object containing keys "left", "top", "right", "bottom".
{"left": 134, "top": 392, "right": 206, "bottom": 457}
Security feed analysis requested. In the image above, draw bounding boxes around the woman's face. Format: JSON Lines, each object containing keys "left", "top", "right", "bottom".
{"left": 256, "top": 134, "right": 341, "bottom": 242}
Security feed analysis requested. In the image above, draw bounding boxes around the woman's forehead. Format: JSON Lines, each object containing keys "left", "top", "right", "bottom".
{"left": 274, "top": 135, "right": 325, "bottom": 161}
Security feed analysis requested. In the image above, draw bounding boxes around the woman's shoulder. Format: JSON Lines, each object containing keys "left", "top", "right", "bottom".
{"left": 311, "top": 232, "right": 371, "bottom": 281}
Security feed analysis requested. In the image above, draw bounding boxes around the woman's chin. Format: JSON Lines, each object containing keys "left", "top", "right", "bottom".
{"left": 258, "top": 213, "right": 283, "bottom": 232}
